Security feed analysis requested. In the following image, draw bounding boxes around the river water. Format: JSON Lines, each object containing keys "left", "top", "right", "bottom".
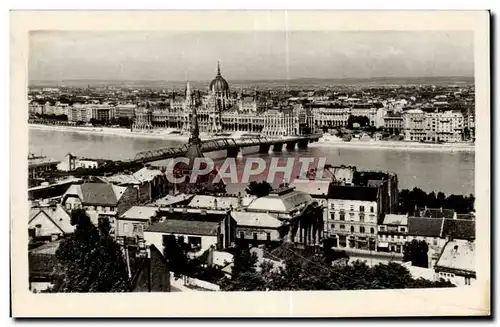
{"left": 29, "top": 129, "right": 475, "bottom": 196}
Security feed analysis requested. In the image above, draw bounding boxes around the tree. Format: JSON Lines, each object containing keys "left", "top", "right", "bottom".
{"left": 403, "top": 240, "right": 429, "bottom": 268}
{"left": 220, "top": 245, "right": 454, "bottom": 291}
{"left": 245, "top": 181, "right": 273, "bottom": 197}
{"left": 52, "top": 210, "right": 130, "bottom": 292}
{"left": 220, "top": 248, "right": 266, "bottom": 291}
{"left": 162, "top": 234, "right": 189, "bottom": 276}
{"left": 397, "top": 188, "right": 474, "bottom": 214}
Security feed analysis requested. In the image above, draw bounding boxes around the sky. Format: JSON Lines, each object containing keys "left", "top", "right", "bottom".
{"left": 29, "top": 30, "right": 474, "bottom": 81}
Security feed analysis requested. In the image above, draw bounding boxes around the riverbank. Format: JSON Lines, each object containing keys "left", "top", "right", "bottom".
{"left": 29, "top": 123, "right": 192, "bottom": 142}
{"left": 312, "top": 137, "right": 475, "bottom": 153}
{"left": 29, "top": 124, "right": 475, "bottom": 153}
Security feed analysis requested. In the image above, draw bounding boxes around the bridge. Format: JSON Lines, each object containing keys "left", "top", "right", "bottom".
{"left": 132, "top": 134, "right": 322, "bottom": 164}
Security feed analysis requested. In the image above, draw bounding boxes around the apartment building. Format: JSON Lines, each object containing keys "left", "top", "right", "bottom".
{"left": 326, "top": 185, "right": 381, "bottom": 251}
{"left": 403, "top": 109, "right": 464, "bottom": 143}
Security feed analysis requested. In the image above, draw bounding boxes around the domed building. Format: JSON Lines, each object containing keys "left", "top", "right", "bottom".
{"left": 141, "top": 61, "right": 314, "bottom": 137}
{"left": 209, "top": 61, "right": 230, "bottom": 111}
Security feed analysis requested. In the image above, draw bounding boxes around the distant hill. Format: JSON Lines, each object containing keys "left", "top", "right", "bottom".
{"left": 29, "top": 76, "right": 474, "bottom": 90}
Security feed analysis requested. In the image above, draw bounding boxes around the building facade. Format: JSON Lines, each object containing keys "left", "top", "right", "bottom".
{"left": 377, "top": 214, "right": 409, "bottom": 253}
{"left": 325, "top": 186, "right": 380, "bottom": 251}
{"left": 132, "top": 63, "right": 312, "bottom": 137}
{"left": 403, "top": 109, "right": 464, "bottom": 143}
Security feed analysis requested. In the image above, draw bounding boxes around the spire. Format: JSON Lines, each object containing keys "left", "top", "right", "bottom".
{"left": 186, "top": 81, "right": 192, "bottom": 98}
{"left": 188, "top": 103, "right": 201, "bottom": 145}
{"left": 217, "top": 61, "right": 221, "bottom": 76}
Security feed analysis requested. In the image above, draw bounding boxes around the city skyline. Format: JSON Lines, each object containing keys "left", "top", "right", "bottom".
{"left": 29, "top": 31, "right": 474, "bottom": 82}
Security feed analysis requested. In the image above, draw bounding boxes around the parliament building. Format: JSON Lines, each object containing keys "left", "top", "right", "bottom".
{"left": 133, "top": 62, "right": 313, "bottom": 137}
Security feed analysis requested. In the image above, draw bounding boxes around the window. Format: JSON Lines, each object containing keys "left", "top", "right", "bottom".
{"left": 340, "top": 224, "right": 345, "bottom": 230}
{"left": 28, "top": 228, "right": 36, "bottom": 239}
{"left": 370, "top": 228, "right": 375, "bottom": 234}
{"left": 350, "top": 226, "right": 355, "bottom": 233}
{"left": 330, "top": 203, "right": 335, "bottom": 210}
{"left": 133, "top": 224, "right": 144, "bottom": 234}
{"left": 433, "top": 238, "right": 438, "bottom": 246}
{"left": 239, "top": 231, "right": 245, "bottom": 239}
{"left": 379, "top": 226, "right": 385, "bottom": 231}
{"left": 177, "top": 235, "right": 185, "bottom": 244}
{"left": 400, "top": 227, "right": 406, "bottom": 232}
{"left": 187, "top": 236, "right": 202, "bottom": 251}
{"left": 350, "top": 205, "right": 354, "bottom": 211}
{"left": 253, "top": 233, "right": 258, "bottom": 241}
{"left": 339, "top": 212, "right": 345, "bottom": 221}
{"left": 330, "top": 213, "right": 335, "bottom": 220}
{"left": 359, "top": 214, "right": 365, "bottom": 222}
{"left": 360, "top": 226, "right": 365, "bottom": 233}
{"left": 266, "top": 233, "right": 271, "bottom": 241}
{"left": 370, "top": 206, "right": 374, "bottom": 213}
{"left": 331, "top": 224, "right": 335, "bottom": 229}
{"left": 360, "top": 206, "right": 365, "bottom": 212}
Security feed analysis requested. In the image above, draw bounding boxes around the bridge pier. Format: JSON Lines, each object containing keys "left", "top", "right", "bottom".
{"left": 227, "top": 147, "right": 240, "bottom": 158}
{"left": 273, "top": 143, "right": 284, "bottom": 152}
{"left": 286, "top": 142, "right": 296, "bottom": 150}
{"left": 259, "top": 144, "right": 270, "bottom": 154}
{"left": 298, "top": 140, "right": 309, "bottom": 149}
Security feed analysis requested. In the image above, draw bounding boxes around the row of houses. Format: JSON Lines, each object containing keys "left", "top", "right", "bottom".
{"left": 29, "top": 101, "right": 137, "bottom": 122}
{"left": 27, "top": 161, "right": 475, "bottom": 290}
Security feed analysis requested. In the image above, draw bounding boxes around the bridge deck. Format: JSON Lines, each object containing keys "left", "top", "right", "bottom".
{"left": 132, "top": 134, "right": 321, "bottom": 164}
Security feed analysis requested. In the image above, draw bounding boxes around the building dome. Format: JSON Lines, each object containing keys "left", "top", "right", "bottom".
{"left": 209, "top": 62, "right": 229, "bottom": 93}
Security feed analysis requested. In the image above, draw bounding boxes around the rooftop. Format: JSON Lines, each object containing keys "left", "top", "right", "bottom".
{"left": 145, "top": 219, "right": 220, "bottom": 236}
{"left": 435, "top": 240, "right": 475, "bottom": 274}
{"left": 246, "top": 189, "right": 314, "bottom": 213}
{"left": 133, "top": 166, "right": 164, "bottom": 183}
{"left": 160, "top": 209, "right": 227, "bottom": 223}
{"left": 29, "top": 205, "right": 74, "bottom": 234}
{"left": 231, "top": 211, "right": 282, "bottom": 229}
{"left": 188, "top": 195, "right": 239, "bottom": 210}
{"left": 442, "top": 219, "right": 475, "bottom": 241}
{"left": 121, "top": 206, "right": 160, "bottom": 221}
{"left": 64, "top": 183, "right": 127, "bottom": 206}
{"left": 382, "top": 214, "right": 408, "bottom": 226}
{"left": 155, "top": 194, "right": 195, "bottom": 206}
{"left": 291, "top": 180, "right": 330, "bottom": 197}
{"left": 28, "top": 157, "right": 61, "bottom": 168}
{"left": 418, "top": 208, "right": 456, "bottom": 219}
{"left": 407, "top": 217, "right": 444, "bottom": 237}
{"left": 101, "top": 174, "right": 141, "bottom": 185}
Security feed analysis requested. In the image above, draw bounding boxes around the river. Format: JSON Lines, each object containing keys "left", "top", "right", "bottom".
{"left": 29, "top": 129, "right": 475, "bottom": 196}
